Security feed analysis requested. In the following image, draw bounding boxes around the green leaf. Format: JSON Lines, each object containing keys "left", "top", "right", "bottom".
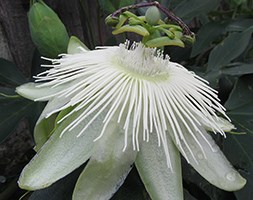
{"left": 223, "top": 74, "right": 253, "bottom": 200}
{"left": 227, "top": 103, "right": 253, "bottom": 135}
{"left": 73, "top": 120, "right": 137, "bottom": 200}
{"left": 118, "top": 0, "right": 135, "bottom": 8}
{"left": 34, "top": 106, "right": 73, "bottom": 151}
{"left": 0, "top": 58, "right": 26, "bottom": 86}
{"left": 135, "top": 133, "right": 183, "bottom": 200}
{"left": 18, "top": 108, "right": 106, "bottom": 190}
{"left": 207, "top": 27, "right": 253, "bottom": 72}
{"left": 231, "top": 0, "right": 247, "bottom": 6}
{"left": 226, "top": 18, "right": 253, "bottom": 32}
{"left": 222, "top": 62, "right": 253, "bottom": 76}
{"left": 225, "top": 75, "right": 253, "bottom": 111}
{"left": 0, "top": 87, "right": 17, "bottom": 99}
{"left": 28, "top": 1, "right": 69, "bottom": 58}
{"left": 224, "top": 134, "right": 253, "bottom": 200}
{"left": 111, "top": 167, "right": 148, "bottom": 200}
{"left": 184, "top": 189, "right": 198, "bottom": 200}
{"left": 174, "top": 0, "right": 219, "bottom": 21}
{"left": 0, "top": 98, "right": 42, "bottom": 143}
{"left": 98, "top": 0, "right": 118, "bottom": 14}
{"left": 191, "top": 22, "right": 225, "bottom": 57}
{"left": 98, "top": 0, "right": 134, "bottom": 14}
{"left": 33, "top": 113, "right": 57, "bottom": 151}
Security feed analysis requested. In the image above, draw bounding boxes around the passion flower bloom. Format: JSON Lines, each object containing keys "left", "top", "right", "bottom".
{"left": 17, "top": 41, "right": 246, "bottom": 200}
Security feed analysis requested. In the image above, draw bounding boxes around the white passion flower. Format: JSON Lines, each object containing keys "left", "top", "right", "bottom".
{"left": 17, "top": 41, "right": 246, "bottom": 199}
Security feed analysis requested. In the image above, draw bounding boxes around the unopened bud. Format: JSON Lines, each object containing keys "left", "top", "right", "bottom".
{"left": 105, "top": 15, "right": 119, "bottom": 27}
{"left": 145, "top": 6, "right": 161, "bottom": 25}
{"left": 28, "top": 1, "right": 69, "bottom": 58}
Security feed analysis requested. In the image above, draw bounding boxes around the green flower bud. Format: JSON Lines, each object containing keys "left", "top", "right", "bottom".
{"left": 112, "top": 25, "right": 150, "bottom": 37}
{"left": 105, "top": 15, "right": 119, "bottom": 27}
{"left": 172, "top": 30, "right": 183, "bottom": 39}
{"left": 146, "top": 36, "right": 185, "bottom": 48}
{"left": 28, "top": 0, "right": 69, "bottom": 58}
{"left": 128, "top": 17, "right": 142, "bottom": 26}
{"left": 145, "top": 6, "right": 161, "bottom": 25}
{"left": 182, "top": 34, "right": 196, "bottom": 44}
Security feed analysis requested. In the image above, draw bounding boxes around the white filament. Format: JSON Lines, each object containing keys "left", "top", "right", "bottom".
{"left": 34, "top": 42, "right": 230, "bottom": 169}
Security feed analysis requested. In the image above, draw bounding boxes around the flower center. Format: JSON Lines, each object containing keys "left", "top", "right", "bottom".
{"left": 113, "top": 42, "right": 170, "bottom": 81}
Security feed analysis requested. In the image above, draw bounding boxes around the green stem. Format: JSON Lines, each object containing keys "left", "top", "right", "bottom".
{"left": 0, "top": 93, "right": 21, "bottom": 99}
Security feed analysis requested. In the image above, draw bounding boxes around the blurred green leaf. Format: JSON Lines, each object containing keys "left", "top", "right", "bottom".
{"left": 111, "top": 167, "right": 149, "bottom": 200}
{"left": 0, "top": 97, "right": 43, "bottom": 143}
{"left": 184, "top": 190, "right": 198, "bottom": 200}
{"left": 98, "top": 0, "right": 135, "bottom": 14}
{"left": 227, "top": 101, "right": 253, "bottom": 134}
{"left": 98, "top": 0, "right": 118, "bottom": 14}
{"left": 33, "top": 114, "right": 57, "bottom": 152}
{"left": 225, "top": 75, "right": 253, "bottom": 111}
{"left": 157, "top": 0, "right": 171, "bottom": 6}
{"left": 222, "top": 62, "right": 253, "bottom": 76}
{"left": 119, "top": 0, "right": 135, "bottom": 8}
{"left": 0, "top": 58, "right": 26, "bottom": 86}
{"left": 207, "top": 27, "right": 253, "bottom": 72}
{"left": 224, "top": 76, "right": 253, "bottom": 199}
{"left": 224, "top": 133, "right": 253, "bottom": 200}
{"left": 33, "top": 107, "right": 73, "bottom": 152}
{"left": 226, "top": 18, "right": 253, "bottom": 32}
{"left": 174, "top": 0, "right": 219, "bottom": 21}
{"left": 231, "top": 0, "right": 247, "bottom": 6}
{"left": 191, "top": 22, "right": 225, "bottom": 57}
{"left": 0, "top": 87, "right": 17, "bottom": 98}
{"left": 31, "top": 49, "right": 44, "bottom": 76}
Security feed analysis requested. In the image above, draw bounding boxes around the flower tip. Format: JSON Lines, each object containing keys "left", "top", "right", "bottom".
{"left": 67, "top": 36, "right": 89, "bottom": 54}
{"left": 18, "top": 172, "right": 51, "bottom": 191}
{"left": 16, "top": 82, "right": 50, "bottom": 101}
{"left": 223, "top": 172, "right": 247, "bottom": 191}
{"left": 15, "top": 84, "right": 33, "bottom": 100}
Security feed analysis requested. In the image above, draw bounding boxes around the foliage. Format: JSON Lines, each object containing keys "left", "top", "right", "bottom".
{"left": 0, "top": 0, "right": 253, "bottom": 199}
{"left": 0, "top": 58, "right": 44, "bottom": 143}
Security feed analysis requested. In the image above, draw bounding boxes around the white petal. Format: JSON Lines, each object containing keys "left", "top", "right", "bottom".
{"left": 18, "top": 107, "right": 107, "bottom": 190}
{"left": 67, "top": 36, "right": 89, "bottom": 54}
{"left": 202, "top": 116, "right": 235, "bottom": 132}
{"left": 136, "top": 133, "right": 183, "bottom": 200}
{"left": 170, "top": 123, "right": 246, "bottom": 191}
{"left": 16, "top": 82, "right": 72, "bottom": 101}
{"left": 73, "top": 120, "right": 137, "bottom": 200}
